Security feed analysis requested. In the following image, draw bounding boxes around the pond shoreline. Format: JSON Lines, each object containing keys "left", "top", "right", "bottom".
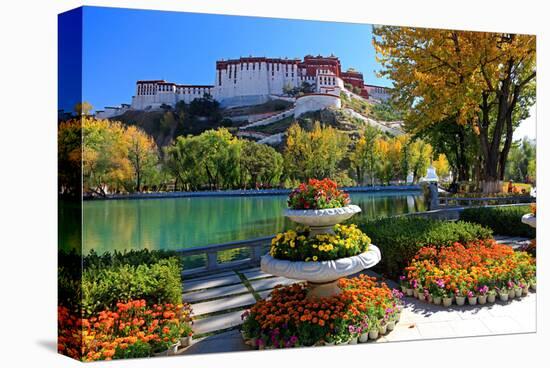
{"left": 85, "top": 185, "right": 422, "bottom": 201}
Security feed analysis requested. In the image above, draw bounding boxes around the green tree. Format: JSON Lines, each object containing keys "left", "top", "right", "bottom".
{"left": 126, "top": 125, "right": 159, "bottom": 192}
{"left": 284, "top": 122, "right": 349, "bottom": 181}
{"left": 505, "top": 137, "right": 536, "bottom": 183}
{"left": 404, "top": 138, "right": 433, "bottom": 183}
{"left": 349, "top": 125, "right": 380, "bottom": 185}
{"left": 240, "top": 141, "right": 283, "bottom": 188}
{"left": 374, "top": 27, "right": 536, "bottom": 192}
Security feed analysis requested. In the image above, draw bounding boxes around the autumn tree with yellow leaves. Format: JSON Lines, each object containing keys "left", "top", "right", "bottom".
{"left": 373, "top": 27, "right": 536, "bottom": 192}
{"left": 284, "top": 122, "right": 349, "bottom": 182}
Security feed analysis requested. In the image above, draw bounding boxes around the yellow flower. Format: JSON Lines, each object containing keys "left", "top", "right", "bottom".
{"left": 313, "top": 256, "right": 318, "bottom": 261}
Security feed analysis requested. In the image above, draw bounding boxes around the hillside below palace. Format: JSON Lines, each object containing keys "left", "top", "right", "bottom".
{"left": 96, "top": 54, "right": 391, "bottom": 118}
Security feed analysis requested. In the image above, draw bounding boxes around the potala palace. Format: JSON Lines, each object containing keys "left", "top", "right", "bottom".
{"left": 96, "top": 55, "right": 391, "bottom": 119}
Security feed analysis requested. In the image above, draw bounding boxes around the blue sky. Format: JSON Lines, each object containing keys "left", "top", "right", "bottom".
{"left": 71, "top": 6, "right": 389, "bottom": 112}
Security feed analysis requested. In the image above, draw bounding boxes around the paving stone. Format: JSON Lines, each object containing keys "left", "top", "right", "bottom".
{"left": 249, "top": 276, "right": 302, "bottom": 292}
{"left": 183, "top": 283, "right": 249, "bottom": 303}
{"left": 258, "top": 290, "right": 272, "bottom": 300}
{"left": 384, "top": 323, "right": 422, "bottom": 342}
{"left": 416, "top": 321, "right": 457, "bottom": 339}
{"left": 242, "top": 268, "right": 273, "bottom": 280}
{"left": 448, "top": 319, "right": 492, "bottom": 337}
{"left": 181, "top": 329, "right": 252, "bottom": 355}
{"left": 184, "top": 274, "right": 242, "bottom": 292}
{"left": 192, "top": 293, "right": 257, "bottom": 316}
{"left": 399, "top": 304, "right": 462, "bottom": 324}
{"left": 193, "top": 310, "right": 247, "bottom": 335}
{"left": 479, "top": 316, "right": 525, "bottom": 334}
{"left": 184, "top": 271, "right": 237, "bottom": 283}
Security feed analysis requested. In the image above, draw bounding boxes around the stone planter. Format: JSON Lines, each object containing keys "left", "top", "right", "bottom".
{"left": 368, "top": 330, "right": 379, "bottom": 340}
{"left": 284, "top": 205, "right": 361, "bottom": 236}
{"left": 515, "top": 288, "right": 523, "bottom": 298}
{"left": 386, "top": 320, "right": 396, "bottom": 331}
{"left": 378, "top": 323, "right": 387, "bottom": 335}
{"left": 406, "top": 288, "right": 413, "bottom": 296}
{"left": 418, "top": 292, "right": 426, "bottom": 301}
{"left": 522, "top": 285, "right": 529, "bottom": 296}
{"left": 478, "top": 295, "right": 487, "bottom": 305}
{"left": 531, "top": 283, "right": 537, "bottom": 291}
{"left": 442, "top": 297, "right": 453, "bottom": 307}
{"left": 521, "top": 213, "right": 536, "bottom": 228}
{"left": 433, "top": 296, "right": 442, "bottom": 305}
{"left": 261, "top": 246, "right": 381, "bottom": 298}
{"left": 455, "top": 296, "right": 466, "bottom": 306}
{"left": 487, "top": 293, "right": 496, "bottom": 303}
{"left": 358, "top": 333, "right": 369, "bottom": 343}
{"left": 468, "top": 296, "right": 477, "bottom": 305}
{"left": 508, "top": 289, "right": 515, "bottom": 299}
{"left": 348, "top": 337, "right": 358, "bottom": 345}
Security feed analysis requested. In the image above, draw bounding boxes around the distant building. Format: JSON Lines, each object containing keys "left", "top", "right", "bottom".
{"left": 97, "top": 54, "right": 392, "bottom": 118}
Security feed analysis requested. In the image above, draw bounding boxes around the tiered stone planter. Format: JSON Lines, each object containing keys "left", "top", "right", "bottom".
{"left": 261, "top": 204, "right": 381, "bottom": 299}
{"left": 521, "top": 213, "right": 536, "bottom": 228}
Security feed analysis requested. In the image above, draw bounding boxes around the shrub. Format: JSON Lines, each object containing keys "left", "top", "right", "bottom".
{"left": 357, "top": 217, "right": 493, "bottom": 279}
{"left": 460, "top": 205, "right": 535, "bottom": 238}
{"left": 82, "top": 258, "right": 182, "bottom": 317}
{"left": 84, "top": 249, "right": 180, "bottom": 270}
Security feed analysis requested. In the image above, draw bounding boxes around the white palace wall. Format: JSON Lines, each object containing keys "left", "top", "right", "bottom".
{"left": 293, "top": 94, "right": 341, "bottom": 118}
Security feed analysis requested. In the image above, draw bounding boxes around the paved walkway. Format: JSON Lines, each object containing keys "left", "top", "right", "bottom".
{"left": 179, "top": 236, "right": 535, "bottom": 354}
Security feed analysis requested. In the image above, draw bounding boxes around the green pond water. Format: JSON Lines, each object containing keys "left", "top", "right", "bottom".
{"left": 69, "top": 191, "right": 424, "bottom": 255}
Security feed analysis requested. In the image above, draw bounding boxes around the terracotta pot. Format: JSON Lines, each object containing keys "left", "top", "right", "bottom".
{"left": 433, "top": 296, "right": 442, "bottom": 305}
{"left": 468, "top": 296, "right": 477, "bottom": 305}
{"left": 487, "top": 293, "right": 496, "bottom": 303}
{"left": 455, "top": 296, "right": 466, "bottom": 306}
{"left": 442, "top": 297, "right": 453, "bottom": 307}
{"left": 478, "top": 295, "right": 487, "bottom": 305}
{"left": 358, "top": 333, "right": 369, "bottom": 343}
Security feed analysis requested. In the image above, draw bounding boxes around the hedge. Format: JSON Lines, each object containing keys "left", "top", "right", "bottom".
{"left": 82, "top": 258, "right": 183, "bottom": 317}
{"left": 357, "top": 217, "right": 493, "bottom": 279}
{"left": 460, "top": 205, "right": 535, "bottom": 238}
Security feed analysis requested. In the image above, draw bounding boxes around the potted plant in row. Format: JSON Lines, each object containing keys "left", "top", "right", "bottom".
{"left": 477, "top": 285, "right": 489, "bottom": 305}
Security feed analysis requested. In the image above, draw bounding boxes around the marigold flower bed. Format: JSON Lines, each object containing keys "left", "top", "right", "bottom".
{"left": 58, "top": 300, "right": 193, "bottom": 361}
{"left": 241, "top": 275, "right": 403, "bottom": 347}
{"left": 401, "top": 239, "right": 536, "bottom": 306}
{"left": 269, "top": 224, "right": 371, "bottom": 262}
